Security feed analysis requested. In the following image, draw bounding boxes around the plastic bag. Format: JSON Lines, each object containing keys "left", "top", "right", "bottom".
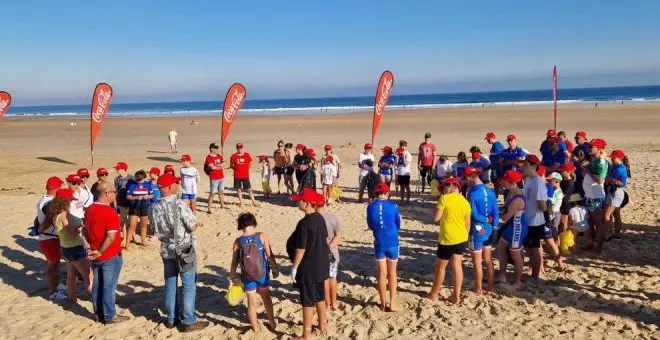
{"left": 261, "top": 180, "right": 272, "bottom": 194}
{"left": 430, "top": 179, "right": 441, "bottom": 197}
{"left": 330, "top": 186, "right": 343, "bottom": 202}
{"left": 225, "top": 282, "right": 245, "bottom": 307}
{"left": 559, "top": 230, "right": 575, "bottom": 255}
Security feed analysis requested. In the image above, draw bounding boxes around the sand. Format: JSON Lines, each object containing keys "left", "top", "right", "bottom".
{"left": 0, "top": 105, "right": 659, "bottom": 339}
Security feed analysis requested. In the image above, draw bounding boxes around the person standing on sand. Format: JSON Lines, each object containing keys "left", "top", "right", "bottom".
{"left": 366, "top": 183, "right": 401, "bottom": 312}
{"left": 378, "top": 146, "right": 396, "bottom": 188}
{"left": 293, "top": 144, "right": 308, "bottom": 189}
{"left": 428, "top": 177, "right": 470, "bottom": 304}
{"left": 125, "top": 170, "right": 154, "bottom": 249}
{"left": 169, "top": 128, "right": 178, "bottom": 154}
{"left": 572, "top": 131, "right": 590, "bottom": 158}
{"left": 287, "top": 189, "right": 329, "bottom": 340}
{"left": 273, "top": 140, "right": 288, "bottom": 194}
{"left": 84, "top": 182, "right": 129, "bottom": 324}
{"left": 77, "top": 168, "right": 94, "bottom": 207}
{"left": 230, "top": 142, "right": 259, "bottom": 207}
{"left": 501, "top": 134, "right": 527, "bottom": 173}
{"left": 465, "top": 166, "right": 498, "bottom": 294}
{"left": 205, "top": 143, "right": 226, "bottom": 213}
{"left": 36, "top": 176, "right": 67, "bottom": 301}
{"left": 396, "top": 141, "right": 413, "bottom": 203}
{"left": 179, "top": 154, "right": 200, "bottom": 215}
{"left": 495, "top": 170, "right": 527, "bottom": 290}
{"left": 605, "top": 150, "right": 630, "bottom": 241}
{"left": 321, "top": 144, "right": 342, "bottom": 180}
{"left": 418, "top": 132, "right": 437, "bottom": 194}
{"left": 67, "top": 174, "right": 91, "bottom": 217}
{"left": 283, "top": 143, "right": 296, "bottom": 195}
{"left": 358, "top": 143, "right": 375, "bottom": 202}
{"left": 315, "top": 195, "right": 341, "bottom": 310}
{"left": 150, "top": 173, "right": 210, "bottom": 332}
{"left": 484, "top": 132, "right": 505, "bottom": 185}
{"left": 91, "top": 168, "right": 110, "bottom": 200}
{"left": 581, "top": 138, "right": 608, "bottom": 252}
{"left": 113, "top": 162, "right": 133, "bottom": 238}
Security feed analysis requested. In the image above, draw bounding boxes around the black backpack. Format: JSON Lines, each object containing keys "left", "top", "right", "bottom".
{"left": 204, "top": 163, "right": 212, "bottom": 176}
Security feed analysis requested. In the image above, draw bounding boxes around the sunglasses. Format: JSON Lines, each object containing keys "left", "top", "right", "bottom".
{"left": 99, "top": 174, "right": 108, "bottom": 177}
{"left": 80, "top": 175, "right": 90, "bottom": 179}
{"left": 69, "top": 182, "right": 80, "bottom": 186}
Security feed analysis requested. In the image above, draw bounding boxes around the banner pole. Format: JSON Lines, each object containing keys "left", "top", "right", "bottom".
{"left": 91, "top": 150, "right": 94, "bottom": 167}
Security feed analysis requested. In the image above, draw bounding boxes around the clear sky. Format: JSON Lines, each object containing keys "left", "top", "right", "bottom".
{"left": 2, "top": 0, "right": 660, "bottom": 105}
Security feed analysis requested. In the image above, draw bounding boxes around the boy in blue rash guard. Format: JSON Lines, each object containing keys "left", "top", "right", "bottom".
{"left": 540, "top": 129, "right": 568, "bottom": 161}
{"left": 485, "top": 132, "right": 505, "bottom": 182}
{"left": 605, "top": 149, "right": 630, "bottom": 240}
{"left": 542, "top": 137, "right": 567, "bottom": 172}
{"left": 501, "top": 134, "right": 527, "bottom": 172}
{"left": 366, "top": 183, "right": 401, "bottom": 312}
{"left": 378, "top": 146, "right": 396, "bottom": 188}
{"left": 464, "top": 166, "right": 498, "bottom": 294}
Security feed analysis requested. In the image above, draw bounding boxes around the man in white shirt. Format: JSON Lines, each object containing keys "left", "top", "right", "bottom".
{"left": 396, "top": 141, "right": 413, "bottom": 203}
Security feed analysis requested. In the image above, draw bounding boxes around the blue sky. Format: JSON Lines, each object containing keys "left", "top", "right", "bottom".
{"left": 2, "top": 1, "right": 660, "bottom": 105}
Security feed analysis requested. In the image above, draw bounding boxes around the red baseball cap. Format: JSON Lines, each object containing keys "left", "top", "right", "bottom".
{"left": 560, "top": 163, "right": 576, "bottom": 172}
{"left": 498, "top": 170, "right": 523, "bottom": 184}
{"left": 46, "top": 176, "right": 64, "bottom": 190}
{"left": 306, "top": 148, "right": 316, "bottom": 158}
{"left": 66, "top": 174, "right": 82, "bottom": 183}
{"left": 324, "top": 144, "right": 332, "bottom": 151}
{"left": 236, "top": 142, "right": 244, "bottom": 149}
{"left": 291, "top": 188, "right": 320, "bottom": 204}
{"left": 375, "top": 182, "right": 390, "bottom": 194}
{"left": 609, "top": 149, "right": 625, "bottom": 159}
{"left": 590, "top": 138, "right": 607, "bottom": 150}
{"left": 506, "top": 134, "right": 517, "bottom": 141}
{"left": 96, "top": 168, "right": 108, "bottom": 176}
{"left": 381, "top": 146, "right": 393, "bottom": 153}
{"left": 258, "top": 155, "right": 267, "bottom": 162}
{"left": 524, "top": 154, "right": 542, "bottom": 165}
{"left": 364, "top": 143, "right": 373, "bottom": 150}
{"left": 547, "top": 129, "right": 557, "bottom": 138}
{"left": 149, "top": 167, "right": 161, "bottom": 175}
{"left": 313, "top": 192, "right": 326, "bottom": 206}
{"left": 296, "top": 144, "right": 305, "bottom": 150}
{"left": 463, "top": 166, "right": 482, "bottom": 178}
{"left": 326, "top": 155, "right": 334, "bottom": 163}
{"left": 471, "top": 152, "right": 481, "bottom": 160}
{"left": 164, "top": 164, "right": 175, "bottom": 173}
{"left": 537, "top": 165, "right": 547, "bottom": 176}
{"left": 181, "top": 154, "right": 191, "bottom": 162}
{"left": 576, "top": 131, "right": 587, "bottom": 138}
{"left": 484, "top": 132, "right": 497, "bottom": 140}
{"left": 77, "top": 168, "right": 90, "bottom": 177}
{"left": 443, "top": 177, "right": 462, "bottom": 190}
{"left": 396, "top": 147, "right": 405, "bottom": 155}
{"left": 157, "top": 173, "right": 181, "bottom": 188}
{"left": 56, "top": 188, "right": 77, "bottom": 200}
{"left": 113, "top": 162, "right": 128, "bottom": 170}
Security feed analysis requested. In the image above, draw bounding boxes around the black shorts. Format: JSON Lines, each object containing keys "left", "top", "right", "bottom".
{"left": 420, "top": 166, "right": 433, "bottom": 179}
{"left": 560, "top": 196, "right": 572, "bottom": 215}
{"left": 524, "top": 225, "right": 545, "bottom": 249}
{"left": 436, "top": 242, "right": 467, "bottom": 260}
{"left": 129, "top": 205, "right": 149, "bottom": 217}
{"left": 299, "top": 281, "right": 325, "bottom": 307}
{"left": 396, "top": 175, "right": 410, "bottom": 185}
{"left": 233, "top": 178, "right": 251, "bottom": 190}
{"left": 274, "top": 166, "right": 287, "bottom": 175}
{"left": 286, "top": 166, "right": 295, "bottom": 176}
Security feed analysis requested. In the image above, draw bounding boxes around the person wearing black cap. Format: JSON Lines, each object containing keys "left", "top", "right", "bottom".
{"left": 418, "top": 132, "right": 437, "bottom": 193}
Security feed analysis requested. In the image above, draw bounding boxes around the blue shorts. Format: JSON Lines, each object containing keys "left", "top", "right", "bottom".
{"left": 181, "top": 193, "right": 196, "bottom": 200}
{"left": 500, "top": 214, "right": 528, "bottom": 249}
{"left": 469, "top": 226, "right": 493, "bottom": 251}
{"left": 61, "top": 245, "right": 87, "bottom": 262}
{"left": 241, "top": 273, "right": 270, "bottom": 291}
{"left": 374, "top": 245, "right": 399, "bottom": 261}
{"left": 210, "top": 179, "right": 224, "bottom": 193}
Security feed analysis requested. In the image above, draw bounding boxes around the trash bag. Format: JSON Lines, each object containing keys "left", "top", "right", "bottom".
{"left": 262, "top": 180, "right": 272, "bottom": 194}
{"left": 430, "top": 179, "right": 441, "bottom": 197}
{"left": 559, "top": 230, "right": 575, "bottom": 256}
{"left": 225, "top": 282, "right": 245, "bottom": 307}
{"left": 330, "top": 186, "right": 343, "bottom": 202}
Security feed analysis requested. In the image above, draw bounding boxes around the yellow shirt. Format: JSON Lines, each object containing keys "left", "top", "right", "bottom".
{"left": 55, "top": 212, "right": 84, "bottom": 248}
{"left": 436, "top": 192, "right": 471, "bottom": 245}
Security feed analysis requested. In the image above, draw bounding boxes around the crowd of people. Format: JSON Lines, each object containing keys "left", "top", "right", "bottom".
{"left": 28, "top": 128, "right": 631, "bottom": 338}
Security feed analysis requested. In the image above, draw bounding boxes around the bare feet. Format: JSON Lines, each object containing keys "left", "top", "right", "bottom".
{"left": 427, "top": 292, "right": 439, "bottom": 302}
{"left": 448, "top": 295, "right": 460, "bottom": 304}
{"left": 473, "top": 288, "right": 483, "bottom": 295}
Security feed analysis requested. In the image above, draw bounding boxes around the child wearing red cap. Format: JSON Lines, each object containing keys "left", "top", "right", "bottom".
{"left": 113, "top": 162, "right": 133, "bottom": 238}
{"left": 77, "top": 168, "right": 94, "bottom": 208}
{"left": 91, "top": 168, "right": 109, "bottom": 199}
{"left": 148, "top": 167, "right": 162, "bottom": 204}
{"left": 358, "top": 143, "right": 375, "bottom": 202}
{"left": 496, "top": 170, "right": 527, "bottom": 290}
{"left": 231, "top": 142, "right": 259, "bottom": 207}
{"left": 582, "top": 138, "right": 608, "bottom": 252}
{"left": 125, "top": 170, "right": 154, "bottom": 250}
{"left": 378, "top": 146, "right": 396, "bottom": 188}
{"left": 321, "top": 155, "right": 337, "bottom": 204}
{"left": 259, "top": 155, "right": 272, "bottom": 199}
{"left": 180, "top": 154, "right": 200, "bottom": 214}
{"left": 501, "top": 135, "right": 527, "bottom": 173}
{"left": 36, "top": 176, "right": 66, "bottom": 300}
{"left": 396, "top": 141, "right": 413, "bottom": 203}
{"left": 605, "top": 150, "right": 630, "bottom": 240}
{"left": 321, "top": 145, "right": 342, "bottom": 180}
{"left": 451, "top": 152, "right": 469, "bottom": 195}
{"left": 205, "top": 142, "right": 226, "bottom": 213}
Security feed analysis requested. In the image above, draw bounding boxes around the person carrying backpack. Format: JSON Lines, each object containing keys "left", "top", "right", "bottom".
{"left": 230, "top": 212, "right": 279, "bottom": 333}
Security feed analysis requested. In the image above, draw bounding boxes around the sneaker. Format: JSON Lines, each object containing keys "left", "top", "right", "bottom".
{"left": 179, "top": 320, "right": 210, "bottom": 333}
{"left": 105, "top": 315, "right": 130, "bottom": 325}
{"left": 56, "top": 283, "right": 67, "bottom": 292}
{"left": 49, "top": 291, "right": 67, "bottom": 301}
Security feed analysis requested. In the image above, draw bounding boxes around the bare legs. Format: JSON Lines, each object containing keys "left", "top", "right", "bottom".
{"left": 375, "top": 259, "right": 398, "bottom": 311}
{"left": 245, "top": 288, "right": 276, "bottom": 333}
{"left": 325, "top": 278, "right": 338, "bottom": 309}
{"left": 428, "top": 255, "right": 463, "bottom": 304}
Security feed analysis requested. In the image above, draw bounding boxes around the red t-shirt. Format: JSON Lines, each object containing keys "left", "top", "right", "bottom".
{"left": 84, "top": 203, "right": 121, "bottom": 261}
{"left": 419, "top": 142, "right": 436, "bottom": 167}
{"left": 205, "top": 154, "right": 225, "bottom": 180}
{"left": 230, "top": 152, "right": 252, "bottom": 179}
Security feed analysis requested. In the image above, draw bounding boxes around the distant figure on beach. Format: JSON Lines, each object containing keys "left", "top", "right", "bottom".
{"left": 70, "top": 121, "right": 77, "bottom": 128}
{"left": 168, "top": 128, "right": 178, "bottom": 154}
{"left": 418, "top": 132, "right": 437, "bottom": 194}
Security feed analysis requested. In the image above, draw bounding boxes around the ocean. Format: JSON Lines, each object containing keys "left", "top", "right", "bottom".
{"left": 7, "top": 85, "right": 660, "bottom": 118}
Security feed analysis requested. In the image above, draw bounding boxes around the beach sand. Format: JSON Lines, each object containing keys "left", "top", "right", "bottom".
{"left": 0, "top": 105, "right": 659, "bottom": 339}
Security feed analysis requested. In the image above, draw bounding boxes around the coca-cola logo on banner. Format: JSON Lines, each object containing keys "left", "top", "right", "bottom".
{"left": 375, "top": 78, "right": 393, "bottom": 116}
{"left": 93, "top": 89, "right": 112, "bottom": 123}
{"left": 224, "top": 89, "right": 245, "bottom": 123}
{"left": 0, "top": 100, "right": 8, "bottom": 112}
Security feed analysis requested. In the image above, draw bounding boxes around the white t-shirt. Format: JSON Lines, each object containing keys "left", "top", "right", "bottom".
{"left": 321, "top": 164, "right": 337, "bottom": 185}
{"left": 396, "top": 151, "right": 413, "bottom": 176}
{"left": 358, "top": 153, "right": 375, "bottom": 177}
{"left": 169, "top": 130, "right": 178, "bottom": 142}
{"left": 261, "top": 163, "right": 271, "bottom": 181}
{"left": 180, "top": 167, "right": 200, "bottom": 195}
{"left": 36, "top": 195, "right": 56, "bottom": 241}
{"left": 523, "top": 176, "right": 548, "bottom": 226}
{"left": 583, "top": 159, "right": 606, "bottom": 199}
{"left": 569, "top": 206, "right": 589, "bottom": 232}
{"left": 435, "top": 160, "right": 453, "bottom": 179}
{"left": 70, "top": 189, "right": 87, "bottom": 219}
{"left": 80, "top": 184, "right": 94, "bottom": 208}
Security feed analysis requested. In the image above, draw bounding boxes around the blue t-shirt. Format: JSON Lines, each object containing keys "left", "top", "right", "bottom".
{"left": 501, "top": 147, "right": 527, "bottom": 172}
{"left": 366, "top": 199, "right": 401, "bottom": 248}
{"left": 453, "top": 162, "right": 469, "bottom": 179}
{"left": 467, "top": 184, "right": 500, "bottom": 232}
{"left": 127, "top": 181, "right": 154, "bottom": 208}
{"left": 540, "top": 140, "right": 567, "bottom": 159}
{"left": 149, "top": 180, "right": 161, "bottom": 204}
{"left": 489, "top": 141, "right": 505, "bottom": 173}
{"left": 610, "top": 163, "right": 628, "bottom": 188}
{"left": 572, "top": 142, "right": 590, "bottom": 158}
{"left": 542, "top": 150, "right": 566, "bottom": 167}
{"left": 545, "top": 183, "right": 555, "bottom": 204}
{"left": 378, "top": 155, "right": 396, "bottom": 176}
